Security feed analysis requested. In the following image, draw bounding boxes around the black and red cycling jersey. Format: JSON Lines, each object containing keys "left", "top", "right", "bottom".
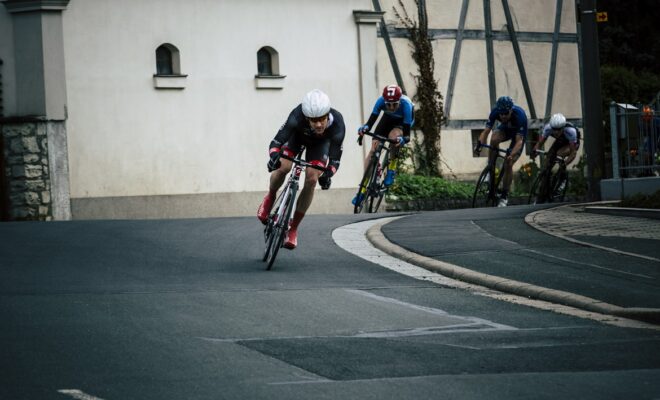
{"left": 269, "top": 104, "right": 345, "bottom": 173}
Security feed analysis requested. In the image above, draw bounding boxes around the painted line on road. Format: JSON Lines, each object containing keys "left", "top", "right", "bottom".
{"left": 521, "top": 248, "right": 655, "bottom": 280}
{"left": 332, "top": 217, "right": 660, "bottom": 330}
{"left": 57, "top": 389, "right": 105, "bottom": 400}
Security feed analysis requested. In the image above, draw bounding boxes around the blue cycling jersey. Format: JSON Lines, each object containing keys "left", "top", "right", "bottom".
{"left": 486, "top": 105, "right": 528, "bottom": 138}
{"left": 371, "top": 95, "right": 415, "bottom": 127}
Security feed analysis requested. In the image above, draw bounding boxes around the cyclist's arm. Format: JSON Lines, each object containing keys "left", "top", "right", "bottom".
{"left": 328, "top": 112, "right": 346, "bottom": 175}
{"left": 361, "top": 112, "right": 379, "bottom": 132}
{"left": 270, "top": 108, "right": 299, "bottom": 151}
{"left": 509, "top": 134, "right": 525, "bottom": 159}
{"left": 565, "top": 142, "right": 578, "bottom": 165}
{"left": 477, "top": 127, "right": 492, "bottom": 146}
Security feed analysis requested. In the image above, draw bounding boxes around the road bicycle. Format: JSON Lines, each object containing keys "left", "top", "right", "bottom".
{"left": 528, "top": 149, "right": 569, "bottom": 204}
{"left": 262, "top": 147, "right": 325, "bottom": 270}
{"left": 353, "top": 131, "right": 399, "bottom": 214}
{"left": 472, "top": 143, "right": 510, "bottom": 208}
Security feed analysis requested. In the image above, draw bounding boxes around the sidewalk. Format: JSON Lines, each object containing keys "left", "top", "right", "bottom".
{"left": 369, "top": 203, "right": 660, "bottom": 325}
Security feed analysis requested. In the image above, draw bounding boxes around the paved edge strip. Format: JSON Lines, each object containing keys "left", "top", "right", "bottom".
{"left": 366, "top": 218, "right": 660, "bottom": 325}
{"left": 524, "top": 204, "right": 660, "bottom": 263}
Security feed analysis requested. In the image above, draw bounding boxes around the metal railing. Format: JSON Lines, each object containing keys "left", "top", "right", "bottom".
{"left": 609, "top": 101, "right": 660, "bottom": 179}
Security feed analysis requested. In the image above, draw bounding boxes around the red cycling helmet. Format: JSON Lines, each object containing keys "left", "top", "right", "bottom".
{"left": 382, "top": 85, "right": 402, "bottom": 102}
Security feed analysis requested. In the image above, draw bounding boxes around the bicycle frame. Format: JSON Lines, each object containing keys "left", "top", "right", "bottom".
{"left": 528, "top": 149, "right": 568, "bottom": 204}
{"left": 353, "top": 131, "right": 398, "bottom": 214}
{"left": 263, "top": 147, "right": 324, "bottom": 270}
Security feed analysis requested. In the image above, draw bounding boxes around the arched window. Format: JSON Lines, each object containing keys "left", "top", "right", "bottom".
{"left": 254, "top": 46, "right": 284, "bottom": 89}
{"left": 256, "top": 46, "right": 279, "bottom": 76}
{"left": 153, "top": 44, "right": 187, "bottom": 89}
{"left": 155, "top": 43, "right": 181, "bottom": 75}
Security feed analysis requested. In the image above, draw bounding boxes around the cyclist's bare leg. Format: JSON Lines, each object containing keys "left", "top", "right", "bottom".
{"left": 364, "top": 139, "right": 380, "bottom": 169}
{"left": 388, "top": 127, "right": 403, "bottom": 160}
{"left": 294, "top": 167, "right": 323, "bottom": 218}
{"left": 502, "top": 151, "right": 521, "bottom": 193}
{"left": 488, "top": 130, "right": 506, "bottom": 168}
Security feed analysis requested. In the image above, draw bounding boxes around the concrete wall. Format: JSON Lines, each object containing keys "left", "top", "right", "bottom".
{"left": 61, "top": 0, "right": 370, "bottom": 202}
{"left": 2, "top": 0, "right": 587, "bottom": 219}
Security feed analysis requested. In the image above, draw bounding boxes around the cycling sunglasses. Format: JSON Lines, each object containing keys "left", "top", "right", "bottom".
{"left": 307, "top": 114, "right": 329, "bottom": 123}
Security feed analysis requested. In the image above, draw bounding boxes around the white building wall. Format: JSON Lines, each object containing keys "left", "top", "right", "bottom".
{"left": 376, "top": 0, "right": 583, "bottom": 179}
{"left": 62, "top": 0, "right": 370, "bottom": 199}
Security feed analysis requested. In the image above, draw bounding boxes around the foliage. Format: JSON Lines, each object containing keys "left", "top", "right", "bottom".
{"left": 600, "top": 65, "right": 660, "bottom": 108}
{"left": 514, "top": 161, "right": 540, "bottom": 195}
{"left": 394, "top": 0, "right": 446, "bottom": 177}
{"left": 598, "top": 0, "right": 660, "bottom": 73}
{"left": 567, "top": 157, "right": 588, "bottom": 197}
{"left": 386, "top": 173, "right": 474, "bottom": 202}
{"left": 619, "top": 189, "right": 660, "bottom": 209}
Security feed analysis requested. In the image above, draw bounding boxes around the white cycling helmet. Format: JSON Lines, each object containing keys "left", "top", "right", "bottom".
{"left": 302, "top": 89, "right": 331, "bottom": 118}
{"left": 549, "top": 113, "right": 567, "bottom": 129}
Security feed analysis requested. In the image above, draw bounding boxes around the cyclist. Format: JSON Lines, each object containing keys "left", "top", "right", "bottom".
{"left": 353, "top": 84, "right": 414, "bottom": 205}
{"left": 257, "top": 89, "right": 346, "bottom": 249}
{"left": 474, "top": 95, "right": 528, "bottom": 207}
{"left": 531, "top": 113, "right": 580, "bottom": 200}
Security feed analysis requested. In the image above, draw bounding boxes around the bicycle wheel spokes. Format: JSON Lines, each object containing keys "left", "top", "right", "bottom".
{"left": 528, "top": 173, "right": 543, "bottom": 205}
{"left": 265, "top": 223, "right": 285, "bottom": 270}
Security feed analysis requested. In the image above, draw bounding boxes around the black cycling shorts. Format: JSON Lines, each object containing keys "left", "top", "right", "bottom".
{"left": 281, "top": 134, "right": 329, "bottom": 169}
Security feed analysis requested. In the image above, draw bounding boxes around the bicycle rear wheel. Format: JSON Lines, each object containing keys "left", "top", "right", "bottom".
{"left": 550, "top": 171, "right": 569, "bottom": 202}
{"left": 472, "top": 167, "right": 494, "bottom": 208}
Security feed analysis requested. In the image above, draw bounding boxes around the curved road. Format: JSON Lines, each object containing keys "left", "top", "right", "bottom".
{"left": 1, "top": 210, "right": 659, "bottom": 399}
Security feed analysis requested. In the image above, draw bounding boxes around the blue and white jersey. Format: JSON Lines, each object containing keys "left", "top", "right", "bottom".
{"left": 371, "top": 94, "right": 415, "bottom": 127}
{"left": 541, "top": 123, "right": 579, "bottom": 144}
{"left": 486, "top": 105, "right": 528, "bottom": 138}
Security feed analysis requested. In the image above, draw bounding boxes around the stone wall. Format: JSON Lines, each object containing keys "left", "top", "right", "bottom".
{"left": 1, "top": 120, "right": 53, "bottom": 220}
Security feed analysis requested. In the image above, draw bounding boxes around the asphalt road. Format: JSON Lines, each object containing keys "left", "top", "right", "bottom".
{"left": 1, "top": 211, "right": 659, "bottom": 400}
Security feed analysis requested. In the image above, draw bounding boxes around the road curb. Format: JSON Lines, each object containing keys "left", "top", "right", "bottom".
{"left": 366, "top": 217, "right": 660, "bottom": 325}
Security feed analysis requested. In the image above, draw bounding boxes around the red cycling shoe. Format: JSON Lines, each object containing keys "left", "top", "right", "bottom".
{"left": 257, "top": 195, "right": 274, "bottom": 225}
{"left": 283, "top": 228, "right": 297, "bottom": 249}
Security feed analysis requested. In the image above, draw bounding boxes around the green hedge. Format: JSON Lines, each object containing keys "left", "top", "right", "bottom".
{"left": 386, "top": 173, "right": 474, "bottom": 202}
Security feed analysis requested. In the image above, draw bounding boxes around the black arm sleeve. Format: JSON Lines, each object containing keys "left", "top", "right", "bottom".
{"left": 328, "top": 110, "right": 346, "bottom": 171}
{"left": 402, "top": 123, "right": 411, "bottom": 138}
{"left": 270, "top": 106, "right": 302, "bottom": 150}
{"left": 364, "top": 113, "right": 379, "bottom": 130}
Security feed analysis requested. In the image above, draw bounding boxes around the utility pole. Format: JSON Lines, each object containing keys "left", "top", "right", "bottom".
{"left": 578, "top": 0, "right": 605, "bottom": 201}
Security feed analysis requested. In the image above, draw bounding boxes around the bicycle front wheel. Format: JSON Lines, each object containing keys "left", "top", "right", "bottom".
{"left": 353, "top": 162, "right": 374, "bottom": 214}
{"left": 265, "top": 186, "right": 296, "bottom": 270}
{"left": 528, "top": 173, "right": 544, "bottom": 205}
{"left": 472, "top": 167, "right": 494, "bottom": 208}
{"left": 551, "top": 172, "right": 569, "bottom": 203}
{"left": 369, "top": 153, "right": 389, "bottom": 213}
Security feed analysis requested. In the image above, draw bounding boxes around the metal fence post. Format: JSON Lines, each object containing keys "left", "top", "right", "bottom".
{"left": 609, "top": 102, "right": 619, "bottom": 179}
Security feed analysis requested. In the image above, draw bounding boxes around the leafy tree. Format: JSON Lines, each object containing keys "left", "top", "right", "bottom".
{"left": 394, "top": 0, "right": 446, "bottom": 177}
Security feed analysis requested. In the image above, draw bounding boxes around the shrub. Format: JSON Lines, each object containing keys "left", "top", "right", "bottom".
{"left": 619, "top": 189, "right": 660, "bottom": 209}
{"left": 386, "top": 173, "right": 474, "bottom": 202}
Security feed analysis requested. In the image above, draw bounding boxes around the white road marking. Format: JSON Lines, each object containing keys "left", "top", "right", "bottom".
{"left": 333, "top": 217, "right": 660, "bottom": 330}
{"left": 57, "top": 389, "right": 105, "bottom": 400}
{"left": 521, "top": 248, "right": 655, "bottom": 280}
